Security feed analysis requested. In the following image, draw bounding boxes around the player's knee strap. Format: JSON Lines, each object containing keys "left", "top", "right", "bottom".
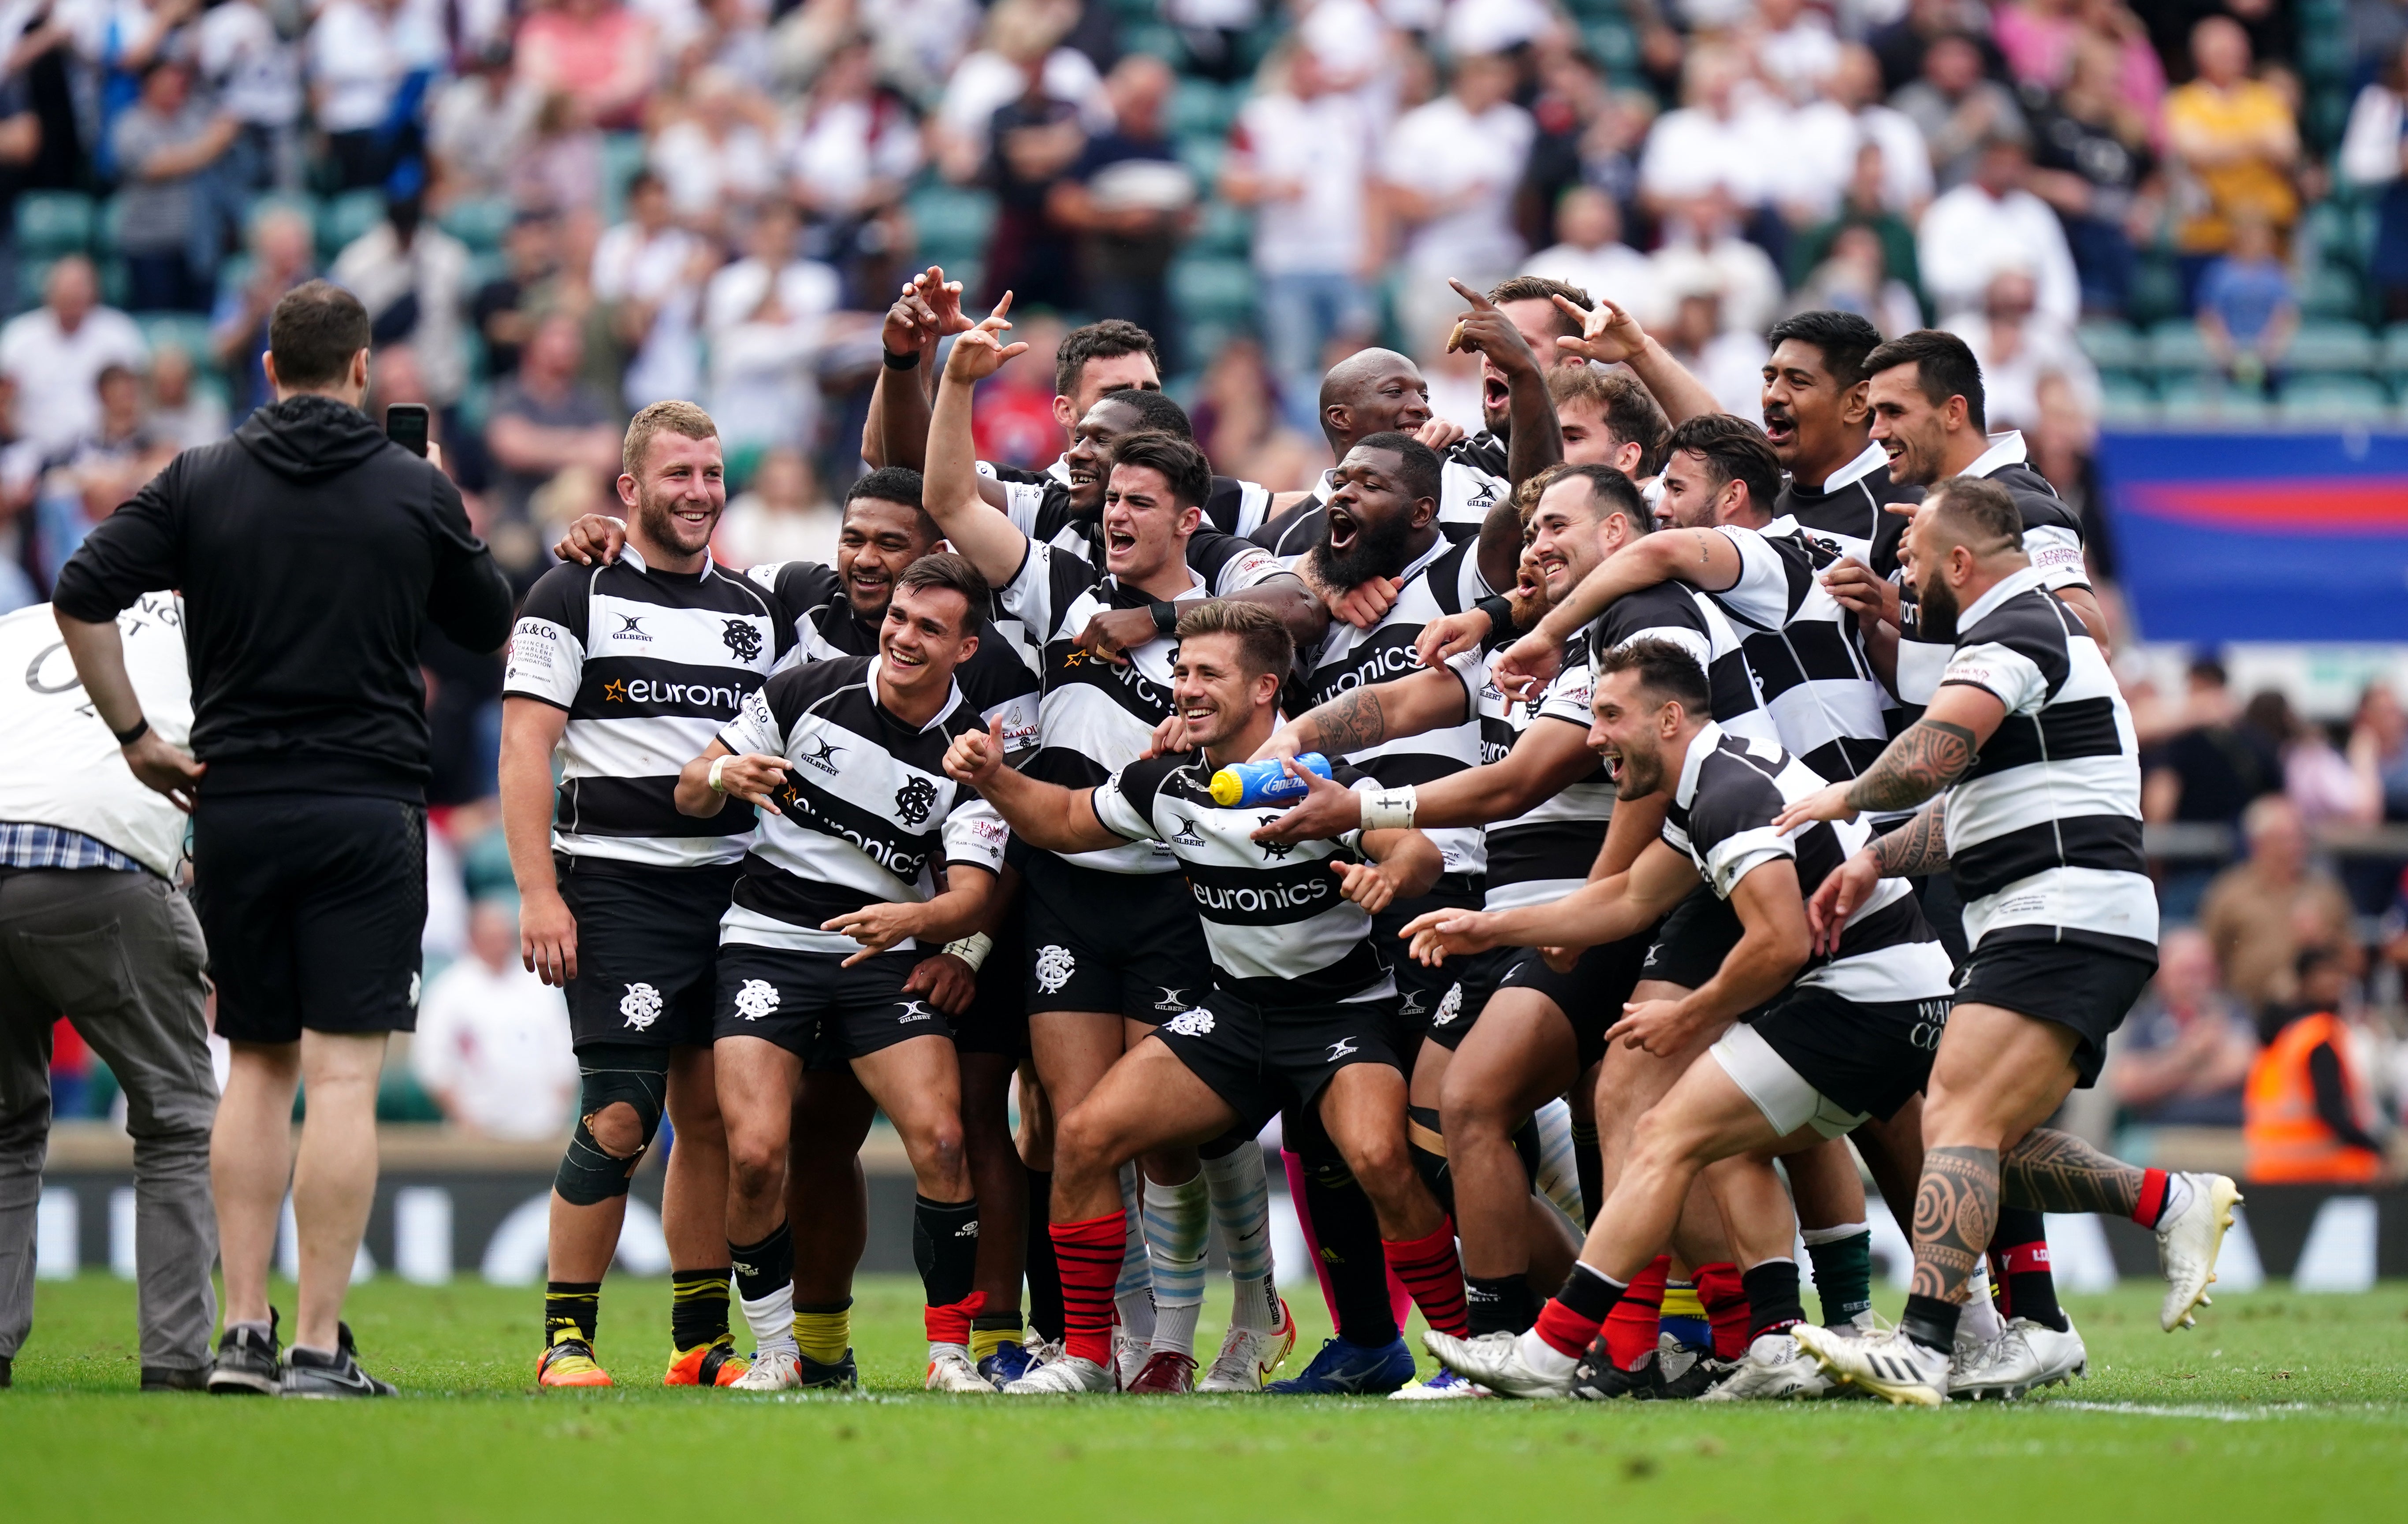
{"left": 555, "top": 1049, "right": 670, "bottom": 1206}
{"left": 1407, "top": 1105, "right": 1452, "bottom": 1210}
{"left": 1510, "top": 1113, "right": 1542, "bottom": 1185}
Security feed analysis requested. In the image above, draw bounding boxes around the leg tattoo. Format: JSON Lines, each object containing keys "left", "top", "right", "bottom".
{"left": 2000, "top": 1128, "right": 2143, "bottom": 1217}
{"left": 1910, "top": 1146, "right": 1999, "bottom": 1305}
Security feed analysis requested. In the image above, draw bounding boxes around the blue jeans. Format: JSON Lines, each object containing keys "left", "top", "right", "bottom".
{"left": 1260, "top": 270, "right": 1374, "bottom": 433}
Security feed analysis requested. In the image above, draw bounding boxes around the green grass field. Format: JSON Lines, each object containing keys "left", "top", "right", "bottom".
{"left": 7, "top": 1275, "right": 2405, "bottom": 1522}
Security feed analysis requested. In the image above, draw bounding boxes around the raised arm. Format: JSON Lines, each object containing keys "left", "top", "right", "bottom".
{"left": 942, "top": 716, "right": 1128, "bottom": 855}
{"left": 924, "top": 296, "right": 1035, "bottom": 586}
{"left": 1444, "top": 277, "right": 1560, "bottom": 487}
{"left": 1550, "top": 293, "right": 1721, "bottom": 427}
{"left": 1496, "top": 528, "right": 1742, "bottom": 697}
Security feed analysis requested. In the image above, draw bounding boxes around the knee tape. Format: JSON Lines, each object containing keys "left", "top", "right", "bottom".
{"left": 1407, "top": 1105, "right": 1452, "bottom": 1211}
{"left": 555, "top": 1050, "right": 669, "bottom": 1206}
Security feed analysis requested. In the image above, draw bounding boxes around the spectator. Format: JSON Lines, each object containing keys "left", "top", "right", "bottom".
{"left": 1948, "top": 267, "right": 2099, "bottom": 431}
{"left": 2108, "top": 926, "right": 2259, "bottom": 1125}
{"left": 2339, "top": 38, "right": 2408, "bottom": 322}
{"left": 1222, "top": 45, "right": 1379, "bottom": 431}
{"left": 1891, "top": 31, "right": 2029, "bottom": 191}
{"left": 1748, "top": 0, "right": 1842, "bottom": 104}
{"left": 193, "top": 0, "right": 303, "bottom": 195}
{"left": 2244, "top": 948, "right": 2387, "bottom": 1183}
{"left": 1049, "top": 54, "right": 1195, "bottom": 368}
{"left": 715, "top": 444, "right": 839, "bottom": 567}
{"left": 968, "top": 309, "right": 1064, "bottom": 467}
{"left": 648, "top": 68, "right": 781, "bottom": 234}
{"left": 1792, "top": 45, "right": 1935, "bottom": 224}
{"left": 1790, "top": 140, "right": 1926, "bottom": 313}
{"left": 1637, "top": 45, "right": 1782, "bottom": 222}
{"left": 1919, "top": 134, "right": 2082, "bottom": 328}
{"left": 2164, "top": 16, "right": 2299, "bottom": 294}
{"left": 1383, "top": 50, "right": 1536, "bottom": 354}
{"left": 785, "top": 36, "right": 924, "bottom": 294}
{"left": 1995, "top": 0, "right": 2163, "bottom": 111}
{"left": 2143, "top": 657, "right": 2282, "bottom": 820}
{"left": 208, "top": 206, "right": 314, "bottom": 416}
{"left": 1522, "top": 185, "right": 1664, "bottom": 329}
{"left": 331, "top": 189, "right": 473, "bottom": 412}
{"left": 32, "top": 361, "right": 175, "bottom": 585}
{"left": 1868, "top": 0, "right": 2000, "bottom": 96}
{"left": 2026, "top": 35, "right": 2160, "bottom": 316}
{"left": 515, "top": 0, "right": 657, "bottom": 131}
{"left": 428, "top": 40, "right": 538, "bottom": 207}
{"left": 1789, "top": 221, "right": 1925, "bottom": 338}
{"left": 471, "top": 211, "right": 562, "bottom": 383}
{"left": 591, "top": 170, "right": 709, "bottom": 410}
{"left": 976, "top": 28, "right": 1092, "bottom": 314}
{"left": 409, "top": 898, "right": 579, "bottom": 1142}
{"left": 484, "top": 312, "right": 621, "bottom": 525}
{"left": 0, "top": 67, "right": 35, "bottom": 316}
{"left": 2351, "top": 682, "right": 2408, "bottom": 821}
{"left": 508, "top": 90, "right": 605, "bottom": 218}
{"left": 147, "top": 343, "right": 226, "bottom": 448}
{"left": 934, "top": 0, "right": 1105, "bottom": 185}
{"left": 858, "top": 0, "right": 982, "bottom": 104}
{"left": 1168, "top": 0, "right": 1261, "bottom": 84}
{"left": 2200, "top": 793, "right": 2359, "bottom": 1012}
{"left": 61, "top": 0, "right": 185, "bottom": 185}
{"left": 2195, "top": 209, "right": 2296, "bottom": 395}
{"left": 1649, "top": 185, "right": 1783, "bottom": 336}
{"left": 308, "top": 0, "right": 445, "bottom": 191}
{"left": 705, "top": 230, "right": 840, "bottom": 465}
{"left": 702, "top": 199, "right": 841, "bottom": 342}
{"left": 1657, "top": 271, "right": 1771, "bottom": 419}
{"left": 111, "top": 60, "right": 238, "bottom": 314}
{"left": 0, "top": 258, "right": 147, "bottom": 456}
{"left": 2253, "top": 688, "right": 2382, "bottom": 829}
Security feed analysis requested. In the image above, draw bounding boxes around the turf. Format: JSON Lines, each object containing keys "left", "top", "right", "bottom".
{"left": 7, "top": 1275, "right": 2405, "bottom": 1522}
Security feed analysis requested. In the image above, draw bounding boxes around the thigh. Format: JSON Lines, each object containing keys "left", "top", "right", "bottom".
{"left": 287, "top": 797, "right": 428, "bottom": 1037}
{"left": 1145, "top": 993, "right": 1279, "bottom": 1135}
{"left": 1028, "top": 1008, "right": 1127, "bottom": 1114}
{"left": 1067, "top": 1033, "right": 1247, "bottom": 1164}
{"left": 1951, "top": 940, "right": 2155, "bottom": 1090}
{"left": 1263, "top": 998, "right": 1407, "bottom": 1119}
{"left": 713, "top": 1035, "right": 803, "bottom": 1143}
{"left": 815, "top": 950, "right": 955, "bottom": 1066}
{"left": 54, "top": 877, "right": 215, "bottom": 1133}
{"left": 1442, "top": 988, "right": 1582, "bottom": 1123}
{"left": 1641, "top": 1040, "right": 1804, "bottom": 1163}
{"left": 1927, "top": 1001, "right": 2083, "bottom": 1145}
{"left": 1312, "top": 1054, "right": 1411, "bottom": 1173}
{"left": 190, "top": 795, "right": 301, "bottom": 1045}
{"left": 848, "top": 1033, "right": 963, "bottom": 1138}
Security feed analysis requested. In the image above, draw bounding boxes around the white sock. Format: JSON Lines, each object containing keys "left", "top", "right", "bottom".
{"left": 1529, "top": 1098, "right": 1585, "bottom": 1225}
{"left": 740, "top": 1283, "right": 796, "bottom": 1357}
{"left": 1143, "top": 1170, "right": 1211, "bottom": 1359}
{"left": 1115, "top": 1163, "right": 1155, "bottom": 1343}
{"left": 1515, "top": 1327, "right": 1580, "bottom": 1379}
{"left": 1959, "top": 1262, "right": 2003, "bottom": 1343}
{"left": 2159, "top": 1172, "right": 2196, "bottom": 1225}
{"left": 1202, "top": 1145, "right": 1278, "bottom": 1333}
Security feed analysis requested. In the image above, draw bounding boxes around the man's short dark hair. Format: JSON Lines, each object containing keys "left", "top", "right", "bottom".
{"left": 893, "top": 552, "right": 990, "bottom": 633}
{"left": 1766, "top": 309, "right": 1886, "bottom": 390}
{"left": 1486, "top": 275, "right": 1589, "bottom": 337}
{"left": 1055, "top": 319, "right": 1160, "bottom": 399}
{"left": 1100, "top": 386, "right": 1193, "bottom": 440}
{"left": 268, "top": 279, "right": 372, "bottom": 391}
{"left": 1175, "top": 598, "right": 1293, "bottom": 680}
{"left": 845, "top": 465, "right": 940, "bottom": 543}
{"left": 1666, "top": 413, "right": 1781, "bottom": 519}
{"left": 1105, "top": 430, "right": 1211, "bottom": 509}
{"left": 1596, "top": 636, "right": 1711, "bottom": 716}
{"left": 1548, "top": 464, "right": 1652, "bottom": 535}
{"left": 1548, "top": 365, "right": 1670, "bottom": 475}
{"left": 1863, "top": 329, "right": 1987, "bottom": 432}
{"left": 1352, "top": 431, "right": 1442, "bottom": 508}
{"left": 1925, "top": 474, "right": 2022, "bottom": 549}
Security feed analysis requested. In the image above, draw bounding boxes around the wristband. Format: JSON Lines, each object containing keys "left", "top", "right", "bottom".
{"left": 1360, "top": 785, "right": 1418, "bottom": 831}
{"left": 708, "top": 754, "right": 732, "bottom": 794}
{"left": 942, "top": 932, "right": 994, "bottom": 973}
{"left": 1150, "top": 601, "right": 1179, "bottom": 636}
{"left": 1473, "top": 594, "right": 1514, "bottom": 637}
{"left": 112, "top": 715, "right": 149, "bottom": 747}
{"left": 882, "top": 346, "right": 922, "bottom": 370}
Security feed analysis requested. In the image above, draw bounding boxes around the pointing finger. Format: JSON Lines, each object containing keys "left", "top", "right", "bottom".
{"left": 1448, "top": 277, "right": 1494, "bottom": 309}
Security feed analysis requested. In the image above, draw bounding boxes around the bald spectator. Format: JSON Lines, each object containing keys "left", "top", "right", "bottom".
{"left": 484, "top": 314, "right": 621, "bottom": 524}
{"left": 2108, "top": 926, "right": 2259, "bottom": 1125}
{"left": 0, "top": 258, "right": 147, "bottom": 455}
{"left": 2200, "top": 795, "right": 2360, "bottom": 1014}
{"left": 2165, "top": 15, "right": 2299, "bottom": 292}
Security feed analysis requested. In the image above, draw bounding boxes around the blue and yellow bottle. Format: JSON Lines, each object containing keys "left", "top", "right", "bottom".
{"left": 1209, "top": 753, "right": 1332, "bottom": 807}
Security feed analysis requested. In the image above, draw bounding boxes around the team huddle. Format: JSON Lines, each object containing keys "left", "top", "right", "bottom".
{"left": 497, "top": 264, "right": 2240, "bottom": 1405}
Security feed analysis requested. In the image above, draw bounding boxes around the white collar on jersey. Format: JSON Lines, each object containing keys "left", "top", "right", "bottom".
{"left": 1962, "top": 430, "right": 2028, "bottom": 480}
{"left": 1954, "top": 563, "right": 2051, "bottom": 631}
{"left": 1674, "top": 719, "right": 1729, "bottom": 808}
{"left": 1820, "top": 439, "right": 1891, "bottom": 493}
{"left": 1756, "top": 513, "right": 1801, "bottom": 539}
{"left": 1046, "top": 455, "right": 1072, "bottom": 486}
{"left": 612, "top": 542, "right": 717, "bottom": 580}
{"left": 867, "top": 654, "right": 967, "bottom": 732}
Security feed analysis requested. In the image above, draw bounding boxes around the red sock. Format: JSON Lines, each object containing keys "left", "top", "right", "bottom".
{"left": 1050, "top": 1213, "right": 1124, "bottom": 1367}
{"left": 1602, "top": 1254, "right": 1668, "bottom": 1370}
{"left": 1382, "top": 1220, "right": 1468, "bottom": 1338}
{"left": 1694, "top": 1261, "right": 1749, "bottom": 1360}
{"left": 2133, "top": 1168, "right": 2170, "bottom": 1228}
{"left": 924, "top": 1290, "right": 986, "bottom": 1346}
{"left": 1532, "top": 1297, "right": 1601, "bottom": 1359}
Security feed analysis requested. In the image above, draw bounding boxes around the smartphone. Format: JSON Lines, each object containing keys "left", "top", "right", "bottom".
{"left": 386, "top": 404, "right": 431, "bottom": 457}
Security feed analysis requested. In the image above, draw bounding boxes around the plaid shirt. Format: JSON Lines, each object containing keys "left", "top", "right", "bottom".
{"left": 0, "top": 821, "right": 148, "bottom": 875}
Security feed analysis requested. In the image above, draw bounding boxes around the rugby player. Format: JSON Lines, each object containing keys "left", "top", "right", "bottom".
{"left": 1772, "top": 479, "right": 2238, "bottom": 1405}
{"left": 943, "top": 600, "right": 1465, "bottom": 1395}
{"left": 1762, "top": 311, "right": 1920, "bottom": 579}
{"left": 673, "top": 553, "right": 1009, "bottom": 1393}
{"left": 501, "top": 402, "right": 794, "bottom": 1389}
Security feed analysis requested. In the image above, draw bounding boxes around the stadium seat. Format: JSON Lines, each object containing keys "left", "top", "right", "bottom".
{"left": 14, "top": 191, "right": 94, "bottom": 259}
{"left": 2379, "top": 323, "right": 2408, "bottom": 379}
{"left": 2299, "top": 263, "right": 2365, "bottom": 321}
{"left": 2076, "top": 319, "right": 2143, "bottom": 370}
{"left": 2097, "top": 371, "right": 2155, "bottom": 425}
{"left": 2284, "top": 321, "right": 2377, "bottom": 375}
{"left": 439, "top": 197, "right": 516, "bottom": 254}
{"left": 2126, "top": 254, "right": 2185, "bottom": 324}
{"left": 1120, "top": 21, "right": 1183, "bottom": 61}
{"left": 95, "top": 193, "right": 127, "bottom": 257}
{"left": 136, "top": 312, "right": 215, "bottom": 360}
{"left": 1176, "top": 134, "right": 1226, "bottom": 187}
{"left": 317, "top": 189, "right": 387, "bottom": 262}
{"left": 599, "top": 131, "right": 649, "bottom": 221}
{"left": 1195, "top": 199, "right": 1251, "bottom": 259}
{"left": 1169, "top": 78, "right": 1238, "bottom": 141}
{"left": 2145, "top": 319, "right": 2216, "bottom": 376}
{"left": 2275, "top": 373, "right": 2391, "bottom": 422}
{"left": 1170, "top": 256, "right": 1255, "bottom": 333}
{"left": 2156, "top": 375, "right": 2271, "bottom": 424}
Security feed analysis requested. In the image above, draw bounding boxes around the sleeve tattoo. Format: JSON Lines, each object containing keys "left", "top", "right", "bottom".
{"left": 1844, "top": 719, "right": 1976, "bottom": 814}
{"left": 1310, "top": 687, "right": 1386, "bottom": 754}
{"left": 1871, "top": 797, "right": 1950, "bottom": 877}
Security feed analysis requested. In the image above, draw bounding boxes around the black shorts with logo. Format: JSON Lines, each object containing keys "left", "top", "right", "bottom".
{"left": 714, "top": 944, "right": 952, "bottom": 1067}
{"left": 1489, "top": 932, "right": 1656, "bottom": 1072}
{"left": 1639, "top": 885, "right": 1743, "bottom": 991}
{"left": 952, "top": 898, "right": 1027, "bottom": 1059}
{"left": 1953, "top": 935, "right": 2156, "bottom": 1087}
{"left": 1748, "top": 982, "right": 1950, "bottom": 1124}
{"left": 1022, "top": 853, "right": 1214, "bottom": 1025}
{"left": 194, "top": 792, "right": 428, "bottom": 1044}
{"left": 1148, "top": 985, "right": 1405, "bottom": 1133}
{"left": 1378, "top": 874, "right": 1504, "bottom": 1051}
{"left": 556, "top": 855, "right": 737, "bottom": 1051}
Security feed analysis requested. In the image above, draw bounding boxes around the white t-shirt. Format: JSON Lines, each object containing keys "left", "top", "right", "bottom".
{"left": 1381, "top": 94, "right": 1534, "bottom": 277}
{"left": 1917, "top": 183, "right": 2082, "bottom": 329}
{"left": 592, "top": 221, "right": 706, "bottom": 409}
{"left": 937, "top": 46, "right": 1110, "bottom": 141}
{"left": 0, "top": 305, "right": 148, "bottom": 453}
{"left": 785, "top": 96, "right": 925, "bottom": 216}
{"left": 1229, "top": 89, "right": 1374, "bottom": 275}
{"left": 703, "top": 255, "right": 841, "bottom": 336}
{"left": 1521, "top": 239, "right": 1663, "bottom": 325}
{"left": 1651, "top": 234, "right": 1784, "bottom": 335}
{"left": 1636, "top": 98, "right": 1787, "bottom": 208}
{"left": 196, "top": 0, "right": 302, "bottom": 127}
{"left": 410, "top": 956, "right": 580, "bottom": 1141}
{"left": 649, "top": 119, "right": 780, "bottom": 220}
{"left": 308, "top": 0, "right": 444, "bottom": 133}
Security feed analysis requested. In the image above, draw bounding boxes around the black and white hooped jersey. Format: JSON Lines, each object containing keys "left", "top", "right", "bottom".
{"left": 982, "top": 458, "right": 1284, "bottom": 591}
{"left": 505, "top": 550, "right": 794, "bottom": 869}
{"left": 741, "top": 558, "right": 1042, "bottom": 758}
{"left": 1892, "top": 432, "right": 2090, "bottom": 708}
{"left": 1291, "top": 534, "right": 1492, "bottom": 875}
{"left": 714, "top": 654, "right": 1008, "bottom": 954}
{"left": 1001, "top": 539, "right": 1207, "bottom": 874}
{"left": 1247, "top": 440, "right": 1510, "bottom": 556}
{"left": 1936, "top": 565, "right": 2155, "bottom": 963}
{"left": 1706, "top": 516, "right": 1892, "bottom": 787}
{"left": 1092, "top": 751, "right": 1395, "bottom": 1007}
{"left": 1581, "top": 576, "right": 1781, "bottom": 751}
{"left": 1454, "top": 649, "right": 1614, "bottom": 911}
{"left": 1775, "top": 440, "right": 1917, "bottom": 580}
{"left": 1663, "top": 722, "right": 1955, "bottom": 1004}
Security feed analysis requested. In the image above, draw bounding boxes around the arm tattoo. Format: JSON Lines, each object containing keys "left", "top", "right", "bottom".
{"left": 1311, "top": 687, "right": 1386, "bottom": 754}
{"left": 1999, "top": 1128, "right": 2144, "bottom": 1218}
{"left": 1844, "top": 719, "right": 1977, "bottom": 814}
{"left": 1909, "top": 1145, "right": 1999, "bottom": 1304}
{"left": 1872, "top": 797, "right": 1950, "bottom": 877}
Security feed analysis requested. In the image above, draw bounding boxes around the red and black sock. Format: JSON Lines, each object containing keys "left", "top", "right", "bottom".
{"left": 1741, "top": 1258, "right": 1806, "bottom": 1340}
{"left": 913, "top": 1195, "right": 983, "bottom": 1343}
{"left": 1382, "top": 1221, "right": 1468, "bottom": 1338}
{"left": 1050, "top": 1211, "right": 1124, "bottom": 1368}
{"left": 1533, "top": 1263, "right": 1626, "bottom": 1360}
{"left": 1989, "top": 1207, "right": 2066, "bottom": 1332}
{"left": 1601, "top": 1254, "right": 1668, "bottom": 1370}
{"left": 1466, "top": 1273, "right": 1537, "bottom": 1336}
{"left": 2132, "top": 1167, "right": 2172, "bottom": 1228}
{"left": 1694, "top": 1261, "right": 1750, "bottom": 1360}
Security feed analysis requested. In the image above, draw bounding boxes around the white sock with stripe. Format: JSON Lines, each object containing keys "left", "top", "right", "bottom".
{"left": 1203, "top": 1144, "right": 1278, "bottom": 1333}
{"left": 1143, "top": 1170, "right": 1211, "bottom": 1359}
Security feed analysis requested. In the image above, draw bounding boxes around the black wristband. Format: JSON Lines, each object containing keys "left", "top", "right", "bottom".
{"left": 112, "top": 715, "right": 149, "bottom": 746}
{"left": 881, "top": 347, "right": 922, "bottom": 370}
{"left": 1150, "top": 601, "right": 1179, "bottom": 636}
{"left": 1474, "top": 594, "right": 1515, "bottom": 636}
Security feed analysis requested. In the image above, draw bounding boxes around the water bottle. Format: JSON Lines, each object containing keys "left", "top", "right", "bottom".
{"left": 1209, "top": 752, "right": 1333, "bottom": 808}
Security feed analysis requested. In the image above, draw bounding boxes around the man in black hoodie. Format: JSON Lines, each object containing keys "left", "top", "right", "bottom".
{"left": 52, "top": 280, "right": 514, "bottom": 1399}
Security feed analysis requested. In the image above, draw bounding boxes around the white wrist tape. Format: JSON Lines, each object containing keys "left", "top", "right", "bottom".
{"left": 708, "top": 754, "right": 732, "bottom": 794}
{"left": 942, "top": 933, "right": 994, "bottom": 972}
{"left": 1360, "top": 785, "right": 1418, "bottom": 831}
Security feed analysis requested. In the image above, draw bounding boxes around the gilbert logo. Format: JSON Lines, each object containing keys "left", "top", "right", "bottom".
{"left": 615, "top": 614, "right": 651, "bottom": 642}
{"left": 796, "top": 734, "right": 845, "bottom": 774}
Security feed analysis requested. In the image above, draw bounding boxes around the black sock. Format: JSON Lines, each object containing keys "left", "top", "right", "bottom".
{"left": 1570, "top": 1121, "right": 1602, "bottom": 1228}
{"left": 1023, "top": 1169, "right": 1064, "bottom": 1342}
{"left": 544, "top": 1281, "right": 600, "bottom": 1345}
{"left": 1741, "top": 1259, "right": 1805, "bottom": 1339}
{"left": 1555, "top": 1262, "right": 1622, "bottom": 1323}
{"left": 728, "top": 1222, "right": 794, "bottom": 1306}
{"left": 669, "top": 1268, "right": 731, "bottom": 1349}
{"left": 1466, "top": 1273, "right": 1537, "bottom": 1337}
{"left": 913, "top": 1194, "right": 981, "bottom": 1309}
{"left": 1305, "top": 1162, "right": 1399, "bottom": 1347}
{"left": 1900, "top": 1292, "right": 1960, "bottom": 1353}
{"left": 1804, "top": 1230, "right": 1873, "bottom": 1327}
{"left": 1990, "top": 1207, "right": 2068, "bottom": 1332}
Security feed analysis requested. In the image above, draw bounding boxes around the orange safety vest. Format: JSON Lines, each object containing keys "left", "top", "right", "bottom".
{"left": 2243, "top": 1011, "right": 2382, "bottom": 1184}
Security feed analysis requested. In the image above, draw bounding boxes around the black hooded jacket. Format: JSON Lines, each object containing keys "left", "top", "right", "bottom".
{"left": 53, "top": 394, "right": 514, "bottom": 799}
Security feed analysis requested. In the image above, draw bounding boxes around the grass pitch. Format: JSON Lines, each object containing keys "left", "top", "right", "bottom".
{"left": 7, "top": 1275, "right": 2405, "bottom": 1523}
